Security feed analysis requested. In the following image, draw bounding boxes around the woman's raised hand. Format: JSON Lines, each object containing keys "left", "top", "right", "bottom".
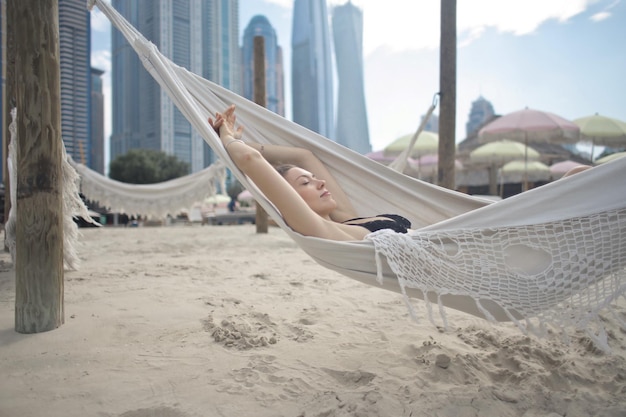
{"left": 209, "top": 105, "right": 243, "bottom": 139}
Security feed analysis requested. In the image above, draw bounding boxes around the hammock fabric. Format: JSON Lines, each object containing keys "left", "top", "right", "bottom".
{"left": 71, "top": 158, "right": 227, "bottom": 218}
{"left": 89, "top": 0, "right": 625, "bottom": 351}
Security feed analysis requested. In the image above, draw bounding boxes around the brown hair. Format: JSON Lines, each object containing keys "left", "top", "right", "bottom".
{"left": 274, "top": 164, "right": 296, "bottom": 178}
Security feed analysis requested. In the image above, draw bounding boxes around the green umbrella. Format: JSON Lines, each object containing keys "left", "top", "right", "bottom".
{"left": 384, "top": 131, "right": 439, "bottom": 158}
{"left": 469, "top": 140, "right": 540, "bottom": 195}
{"left": 469, "top": 140, "right": 540, "bottom": 164}
{"left": 573, "top": 113, "right": 626, "bottom": 160}
{"left": 500, "top": 160, "right": 551, "bottom": 184}
{"left": 203, "top": 194, "right": 231, "bottom": 205}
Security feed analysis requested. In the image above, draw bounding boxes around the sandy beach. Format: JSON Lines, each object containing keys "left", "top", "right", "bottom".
{"left": 0, "top": 224, "right": 625, "bottom": 417}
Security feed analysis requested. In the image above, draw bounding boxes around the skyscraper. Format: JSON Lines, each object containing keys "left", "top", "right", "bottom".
{"left": 332, "top": 1, "right": 370, "bottom": 154}
{"left": 111, "top": 0, "right": 240, "bottom": 173}
{"left": 90, "top": 68, "right": 105, "bottom": 174}
{"left": 242, "top": 15, "right": 285, "bottom": 116}
{"left": 59, "top": 0, "right": 92, "bottom": 166}
{"left": 291, "top": 0, "right": 334, "bottom": 139}
{"left": 0, "top": 0, "right": 6, "bottom": 184}
{"left": 466, "top": 96, "right": 495, "bottom": 137}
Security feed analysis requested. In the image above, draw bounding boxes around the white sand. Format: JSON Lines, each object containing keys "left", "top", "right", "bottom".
{"left": 1, "top": 225, "right": 625, "bottom": 417}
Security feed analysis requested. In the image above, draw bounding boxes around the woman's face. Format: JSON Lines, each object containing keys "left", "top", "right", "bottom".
{"left": 283, "top": 167, "right": 337, "bottom": 216}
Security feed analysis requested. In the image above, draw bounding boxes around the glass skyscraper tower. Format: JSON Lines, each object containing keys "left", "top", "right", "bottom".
{"left": 59, "top": 0, "right": 92, "bottom": 166}
{"left": 331, "top": 1, "right": 370, "bottom": 154}
{"left": 111, "top": 0, "right": 240, "bottom": 173}
{"left": 466, "top": 96, "right": 495, "bottom": 137}
{"left": 242, "top": 15, "right": 285, "bottom": 116}
{"left": 291, "top": 0, "right": 334, "bottom": 139}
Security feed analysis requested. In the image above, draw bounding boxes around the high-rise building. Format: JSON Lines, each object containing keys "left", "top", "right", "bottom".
{"left": 291, "top": 0, "right": 334, "bottom": 139}
{"left": 422, "top": 113, "right": 439, "bottom": 133}
{"left": 0, "top": 0, "right": 6, "bottom": 184}
{"left": 202, "top": 0, "right": 241, "bottom": 169}
{"left": 111, "top": 0, "right": 240, "bottom": 173}
{"left": 466, "top": 96, "right": 495, "bottom": 137}
{"left": 59, "top": 0, "right": 92, "bottom": 166}
{"left": 242, "top": 15, "right": 285, "bottom": 116}
{"left": 90, "top": 68, "right": 105, "bottom": 174}
{"left": 332, "top": 1, "right": 370, "bottom": 154}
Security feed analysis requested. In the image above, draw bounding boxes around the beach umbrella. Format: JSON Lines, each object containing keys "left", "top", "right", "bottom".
{"left": 203, "top": 194, "right": 231, "bottom": 205}
{"left": 479, "top": 108, "right": 580, "bottom": 190}
{"left": 412, "top": 154, "right": 463, "bottom": 183}
{"left": 366, "top": 149, "right": 398, "bottom": 164}
{"left": 469, "top": 140, "right": 540, "bottom": 195}
{"left": 573, "top": 113, "right": 626, "bottom": 160}
{"left": 594, "top": 151, "right": 626, "bottom": 165}
{"left": 549, "top": 160, "right": 585, "bottom": 178}
{"left": 469, "top": 140, "right": 540, "bottom": 164}
{"left": 499, "top": 160, "right": 551, "bottom": 184}
{"left": 416, "top": 153, "right": 463, "bottom": 173}
{"left": 383, "top": 131, "right": 439, "bottom": 158}
{"left": 237, "top": 189, "right": 254, "bottom": 203}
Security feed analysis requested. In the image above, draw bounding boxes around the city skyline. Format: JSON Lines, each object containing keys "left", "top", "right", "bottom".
{"left": 291, "top": 0, "right": 335, "bottom": 139}
{"left": 91, "top": 0, "right": 626, "bottom": 165}
{"left": 332, "top": 1, "right": 371, "bottom": 154}
{"left": 109, "top": 0, "right": 240, "bottom": 173}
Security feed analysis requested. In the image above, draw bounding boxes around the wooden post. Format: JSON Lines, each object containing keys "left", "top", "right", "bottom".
{"left": 3, "top": 0, "right": 14, "bottom": 244}
{"left": 13, "top": 0, "right": 65, "bottom": 333}
{"left": 253, "top": 36, "right": 268, "bottom": 234}
{"left": 438, "top": 0, "right": 457, "bottom": 190}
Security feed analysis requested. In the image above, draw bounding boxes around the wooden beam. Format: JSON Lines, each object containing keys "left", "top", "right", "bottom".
{"left": 13, "top": 0, "right": 64, "bottom": 333}
{"left": 253, "top": 36, "right": 269, "bottom": 234}
{"left": 438, "top": 0, "right": 457, "bottom": 190}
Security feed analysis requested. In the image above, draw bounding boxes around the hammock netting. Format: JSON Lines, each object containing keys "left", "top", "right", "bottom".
{"left": 23, "top": 0, "right": 618, "bottom": 351}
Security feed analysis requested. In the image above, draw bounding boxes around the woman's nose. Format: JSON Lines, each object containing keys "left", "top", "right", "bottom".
{"left": 316, "top": 178, "right": 326, "bottom": 188}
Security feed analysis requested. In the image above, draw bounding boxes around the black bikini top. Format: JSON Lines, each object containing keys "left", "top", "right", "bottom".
{"left": 342, "top": 214, "right": 411, "bottom": 234}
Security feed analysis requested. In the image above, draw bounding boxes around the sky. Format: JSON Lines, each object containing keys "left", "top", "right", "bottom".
{"left": 90, "top": 0, "right": 626, "bottom": 163}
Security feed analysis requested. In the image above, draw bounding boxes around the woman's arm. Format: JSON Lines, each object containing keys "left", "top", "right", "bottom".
{"left": 244, "top": 142, "right": 358, "bottom": 222}
{"left": 209, "top": 106, "right": 358, "bottom": 240}
{"left": 212, "top": 106, "right": 358, "bottom": 222}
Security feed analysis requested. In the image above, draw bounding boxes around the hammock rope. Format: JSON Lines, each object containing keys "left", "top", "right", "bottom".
{"left": 388, "top": 92, "right": 440, "bottom": 173}
{"left": 88, "top": 0, "right": 626, "bottom": 351}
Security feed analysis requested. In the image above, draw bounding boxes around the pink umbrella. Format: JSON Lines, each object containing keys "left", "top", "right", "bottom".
{"left": 237, "top": 189, "right": 254, "bottom": 202}
{"left": 549, "top": 160, "right": 585, "bottom": 178}
{"left": 367, "top": 150, "right": 419, "bottom": 171}
{"left": 366, "top": 150, "right": 396, "bottom": 164}
{"left": 479, "top": 108, "right": 580, "bottom": 144}
{"left": 415, "top": 154, "right": 463, "bottom": 180}
{"left": 479, "top": 108, "right": 580, "bottom": 190}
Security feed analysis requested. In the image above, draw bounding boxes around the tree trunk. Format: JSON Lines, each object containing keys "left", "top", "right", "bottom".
{"left": 13, "top": 0, "right": 65, "bottom": 333}
{"left": 438, "top": 0, "right": 457, "bottom": 190}
{"left": 253, "top": 36, "right": 268, "bottom": 234}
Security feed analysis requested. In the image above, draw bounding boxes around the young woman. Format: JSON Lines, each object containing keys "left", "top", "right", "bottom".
{"left": 209, "top": 105, "right": 411, "bottom": 241}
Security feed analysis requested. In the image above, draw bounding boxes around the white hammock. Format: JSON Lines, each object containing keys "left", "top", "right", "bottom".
{"left": 71, "top": 159, "right": 227, "bottom": 218}
{"left": 89, "top": 0, "right": 626, "bottom": 350}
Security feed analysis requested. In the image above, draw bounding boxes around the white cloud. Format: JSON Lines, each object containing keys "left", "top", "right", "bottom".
{"left": 91, "top": 49, "right": 111, "bottom": 72}
{"left": 90, "top": 9, "right": 111, "bottom": 32}
{"left": 591, "top": 11, "right": 611, "bottom": 21}
{"left": 328, "top": 0, "right": 596, "bottom": 55}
